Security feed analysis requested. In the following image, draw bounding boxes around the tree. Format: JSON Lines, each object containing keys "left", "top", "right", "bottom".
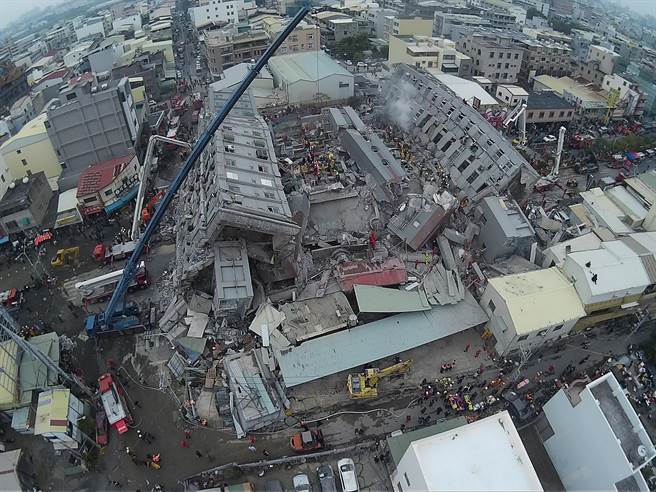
{"left": 526, "top": 7, "right": 545, "bottom": 20}
{"left": 335, "top": 34, "right": 371, "bottom": 62}
{"left": 550, "top": 18, "right": 577, "bottom": 35}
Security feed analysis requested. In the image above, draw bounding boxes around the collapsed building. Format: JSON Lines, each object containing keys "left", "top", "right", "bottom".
{"left": 381, "top": 65, "right": 539, "bottom": 200}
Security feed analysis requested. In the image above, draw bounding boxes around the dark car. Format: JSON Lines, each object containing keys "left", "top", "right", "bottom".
{"left": 317, "top": 464, "right": 337, "bottom": 492}
{"left": 263, "top": 479, "right": 283, "bottom": 492}
{"left": 95, "top": 410, "right": 109, "bottom": 446}
{"left": 502, "top": 390, "right": 537, "bottom": 424}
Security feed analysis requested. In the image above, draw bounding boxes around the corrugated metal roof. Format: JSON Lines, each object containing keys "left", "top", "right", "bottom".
{"left": 274, "top": 291, "right": 487, "bottom": 387}
{"left": 354, "top": 285, "right": 431, "bottom": 313}
{"left": 336, "top": 257, "right": 407, "bottom": 292}
{"left": 268, "top": 51, "right": 352, "bottom": 83}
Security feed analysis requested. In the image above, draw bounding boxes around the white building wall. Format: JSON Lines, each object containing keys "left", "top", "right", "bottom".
{"left": 543, "top": 381, "right": 651, "bottom": 491}
{"left": 284, "top": 74, "right": 354, "bottom": 104}
{"left": 112, "top": 14, "right": 143, "bottom": 32}
{"left": 189, "top": 0, "right": 252, "bottom": 28}
{"left": 391, "top": 447, "right": 430, "bottom": 492}
{"left": 75, "top": 20, "right": 105, "bottom": 41}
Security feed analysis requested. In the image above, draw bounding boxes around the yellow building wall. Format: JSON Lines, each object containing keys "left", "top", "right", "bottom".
{"left": 388, "top": 36, "right": 410, "bottom": 65}
{"left": 396, "top": 19, "right": 434, "bottom": 37}
{"left": 2, "top": 138, "right": 61, "bottom": 191}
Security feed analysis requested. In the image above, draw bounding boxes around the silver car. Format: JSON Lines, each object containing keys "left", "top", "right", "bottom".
{"left": 293, "top": 473, "right": 312, "bottom": 492}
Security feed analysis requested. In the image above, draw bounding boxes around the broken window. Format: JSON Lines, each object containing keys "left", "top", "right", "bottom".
{"left": 264, "top": 191, "right": 275, "bottom": 199}
{"left": 466, "top": 171, "right": 479, "bottom": 184}
{"left": 225, "top": 145, "right": 235, "bottom": 153}
{"left": 440, "top": 139, "right": 455, "bottom": 153}
{"left": 256, "top": 149, "right": 268, "bottom": 160}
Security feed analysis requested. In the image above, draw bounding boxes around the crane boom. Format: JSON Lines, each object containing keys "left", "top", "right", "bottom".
{"left": 101, "top": 5, "right": 312, "bottom": 329}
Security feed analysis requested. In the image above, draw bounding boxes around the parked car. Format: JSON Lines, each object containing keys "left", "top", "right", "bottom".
{"left": 337, "top": 458, "right": 359, "bottom": 492}
{"left": 502, "top": 390, "right": 537, "bottom": 424}
{"left": 543, "top": 135, "right": 557, "bottom": 143}
{"left": 95, "top": 410, "right": 109, "bottom": 446}
{"left": 293, "top": 473, "right": 312, "bottom": 492}
{"left": 263, "top": 479, "right": 284, "bottom": 492}
{"left": 317, "top": 464, "right": 337, "bottom": 492}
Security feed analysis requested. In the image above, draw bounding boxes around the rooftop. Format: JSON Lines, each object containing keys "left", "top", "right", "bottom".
{"left": 527, "top": 91, "right": 575, "bottom": 110}
{"left": 0, "top": 112, "right": 49, "bottom": 152}
{"left": 400, "top": 411, "right": 543, "bottom": 491}
{"left": 488, "top": 267, "right": 586, "bottom": 334}
{"left": 498, "top": 84, "right": 529, "bottom": 97}
{"left": 274, "top": 291, "right": 487, "bottom": 387}
{"left": 76, "top": 154, "right": 135, "bottom": 197}
{"left": 34, "top": 388, "right": 69, "bottom": 435}
{"left": 563, "top": 240, "right": 651, "bottom": 301}
{"left": 533, "top": 75, "right": 608, "bottom": 105}
{"left": 268, "top": 51, "right": 352, "bottom": 83}
{"left": 0, "top": 172, "right": 47, "bottom": 216}
{"left": 427, "top": 72, "right": 498, "bottom": 107}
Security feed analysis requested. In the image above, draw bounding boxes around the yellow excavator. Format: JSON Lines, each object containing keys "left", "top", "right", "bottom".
{"left": 347, "top": 359, "right": 413, "bottom": 398}
{"left": 51, "top": 247, "right": 80, "bottom": 267}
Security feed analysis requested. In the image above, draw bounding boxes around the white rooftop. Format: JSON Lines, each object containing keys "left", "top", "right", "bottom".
{"left": 580, "top": 187, "right": 633, "bottom": 234}
{"left": 406, "top": 411, "right": 543, "bottom": 491}
{"left": 562, "top": 240, "right": 650, "bottom": 305}
{"left": 427, "top": 72, "right": 498, "bottom": 107}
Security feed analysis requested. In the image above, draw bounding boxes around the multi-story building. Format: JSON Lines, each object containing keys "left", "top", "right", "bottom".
{"left": 204, "top": 29, "right": 269, "bottom": 77}
{"left": 76, "top": 154, "right": 139, "bottom": 216}
{"left": 0, "top": 113, "right": 61, "bottom": 191}
{"left": 602, "top": 73, "right": 646, "bottom": 118}
{"left": 433, "top": 13, "right": 490, "bottom": 39}
{"left": 388, "top": 35, "right": 471, "bottom": 77}
{"left": 578, "top": 44, "right": 620, "bottom": 86}
{"left": 111, "top": 50, "right": 166, "bottom": 101}
{"left": 75, "top": 17, "right": 106, "bottom": 42}
{"left": 479, "top": 0, "right": 526, "bottom": 24}
{"left": 189, "top": 0, "right": 255, "bottom": 29}
{"left": 45, "top": 76, "right": 140, "bottom": 190}
{"left": 517, "top": 38, "right": 573, "bottom": 84}
{"left": 261, "top": 20, "right": 319, "bottom": 56}
{"left": 533, "top": 75, "right": 610, "bottom": 120}
{"left": 0, "top": 171, "right": 52, "bottom": 236}
{"left": 455, "top": 30, "right": 524, "bottom": 83}
{"left": 525, "top": 91, "right": 576, "bottom": 124}
{"left": 175, "top": 90, "right": 299, "bottom": 282}
{"left": 0, "top": 64, "right": 28, "bottom": 114}
{"left": 495, "top": 84, "right": 528, "bottom": 107}
{"left": 364, "top": 7, "right": 397, "bottom": 39}
{"left": 480, "top": 267, "right": 586, "bottom": 355}
{"left": 540, "top": 373, "right": 656, "bottom": 491}
{"left": 391, "top": 16, "right": 434, "bottom": 38}
{"left": 112, "top": 14, "right": 143, "bottom": 33}
{"left": 385, "top": 67, "right": 537, "bottom": 198}
{"left": 34, "top": 388, "right": 90, "bottom": 451}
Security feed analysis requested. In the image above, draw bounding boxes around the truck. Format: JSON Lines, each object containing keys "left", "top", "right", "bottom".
{"left": 85, "top": 302, "right": 146, "bottom": 337}
{"left": 93, "top": 241, "right": 137, "bottom": 264}
{"left": 0, "top": 288, "right": 23, "bottom": 312}
{"left": 98, "top": 373, "right": 133, "bottom": 434}
{"left": 75, "top": 261, "right": 149, "bottom": 304}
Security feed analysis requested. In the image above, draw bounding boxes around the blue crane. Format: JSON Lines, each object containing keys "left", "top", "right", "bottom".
{"left": 86, "top": 4, "right": 312, "bottom": 336}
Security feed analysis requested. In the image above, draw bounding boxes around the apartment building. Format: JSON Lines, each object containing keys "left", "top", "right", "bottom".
{"left": 525, "top": 91, "right": 576, "bottom": 124}
{"left": 388, "top": 36, "right": 471, "bottom": 77}
{"left": 0, "top": 64, "right": 28, "bottom": 114}
{"left": 434, "top": 13, "right": 490, "bottom": 39}
{"left": 479, "top": 0, "right": 527, "bottom": 24}
{"left": 386, "top": 67, "right": 537, "bottom": 198}
{"left": 392, "top": 16, "right": 434, "bottom": 38}
{"left": 517, "top": 38, "right": 573, "bottom": 84}
{"left": 205, "top": 29, "right": 269, "bottom": 77}
{"left": 0, "top": 171, "right": 52, "bottom": 235}
{"left": 262, "top": 19, "right": 319, "bottom": 56}
{"left": 364, "top": 7, "right": 397, "bottom": 39}
{"left": 189, "top": 0, "right": 255, "bottom": 29}
{"left": 456, "top": 31, "right": 524, "bottom": 83}
{"left": 578, "top": 44, "right": 620, "bottom": 86}
{"left": 602, "top": 73, "right": 646, "bottom": 118}
{"left": 46, "top": 76, "right": 140, "bottom": 190}
{"left": 75, "top": 17, "right": 106, "bottom": 42}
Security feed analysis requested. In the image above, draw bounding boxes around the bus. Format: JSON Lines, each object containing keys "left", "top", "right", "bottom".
{"left": 75, "top": 261, "right": 149, "bottom": 304}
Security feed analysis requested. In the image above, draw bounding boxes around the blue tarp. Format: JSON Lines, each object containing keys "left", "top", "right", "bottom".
{"left": 625, "top": 151, "right": 639, "bottom": 161}
{"left": 0, "top": 236, "right": 9, "bottom": 245}
{"left": 104, "top": 186, "right": 138, "bottom": 215}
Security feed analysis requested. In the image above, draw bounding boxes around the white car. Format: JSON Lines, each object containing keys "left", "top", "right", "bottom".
{"left": 543, "top": 135, "right": 557, "bottom": 143}
{"left": 293, "top": 473, "right": 311, "bottom": 492}
{"left": 338, "top": 458, "right": 359, "bottom": 492}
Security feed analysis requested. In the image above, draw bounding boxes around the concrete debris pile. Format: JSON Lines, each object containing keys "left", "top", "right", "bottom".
{"left": 160, "top": 66, "right": 580, "bottom": 434}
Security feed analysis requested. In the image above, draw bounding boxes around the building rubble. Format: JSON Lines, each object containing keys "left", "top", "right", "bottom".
{"left": 145, "top": 62, "right": 656, "bottom": 437}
